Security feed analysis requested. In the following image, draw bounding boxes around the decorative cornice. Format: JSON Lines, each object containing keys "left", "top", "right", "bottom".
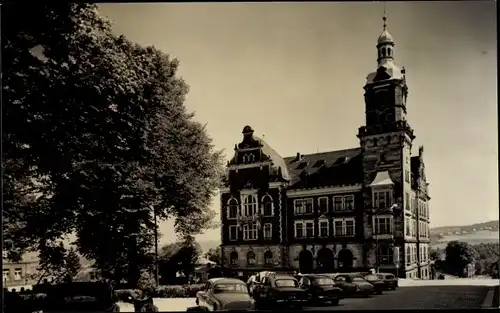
{"left": 286, "top": 184, "right": 362, "bottom": 198}
{"left": 228, "top": 161, "right": 271, "bottom": 171}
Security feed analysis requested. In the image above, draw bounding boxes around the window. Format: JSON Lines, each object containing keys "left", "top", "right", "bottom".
{"left": 412, "top": 220, "right": 417, "bottom": 237}
{"left": 242, "top": 153, "right": 255, "bottom": 164}
{"left": 227, "top": 198, "right": 239, "bottom": 219}
{"left": 405, "top": 217, "right": 410, "bottom": 236}
{"left": 3, "top": 270, "right": 9, "bottom": 283}
{"left": 405, "top": 193, "right": 410, "bottom": 211}
{"left": 305, "top": 221, "right": 314, "bottom": 238}
{"left": 373, "top": 190, "right": 391, "bottom": 209}
{"left": 263, "top": 223, "right": 272, "bottom": 239}
{"left": 375, "top": 216, "right": 392, "bottom": 235}
{"left": 243, "top": 223, "right": 258, "bottom": 240}
{"left": 333, "top": 196, "right": 343, "bottom": 211}
{"left": 412, "top": 197, "right": 417, "bottom": 214}
{"left": 294, "top": 199, "right": 313, "bottom": 214}
{"left": 229, "top": 225, "right": 238, "bottom": 241}
{"left": 247, "top": 251, "right": 256, "bottom": 266}
{"left": 14, "top": 268, "right": 22, "bottom": 281}
{"left": 230, "top": 252, "right": 239, "bottom": 265}
{"left": 405, "top": 170, "right": 410, "bottom": 183}
{"left": 344, "top": 195, "right": 354, "bottom": 210}
{"left": 406, "top": 246, "right": 411, "bottom": 265}
{"left": 243, "top": 195, "right": 257, "bottom": 216}
{"left": 318, "top": 197, "right": 328, "bottom": 214}
{"left": 295, "top": 221, "right": 304, "bottom": 238}
{"left": 378, "top": 247, "right": 394, "bottom": 264}
{"left": 334, "top": 220, "right": 343, "bottom": 236}
{"left": 345, "top": 219, "right": 355, "bottom": 236}
{"left": 262, "top": 195, "right": 274, "bottom": 216}
{"left": 333, "top": 218, "right": 355, "bottom": 236}
{"left": 319, "top": 220, "right": 329, "bottom": 237}
{"left": 264, "top": 251, "right": 273, "bottom": 265}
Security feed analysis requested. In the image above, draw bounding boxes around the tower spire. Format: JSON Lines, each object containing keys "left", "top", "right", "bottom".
{"left": 382, "top": 2, "right": 387, "bottom": 31}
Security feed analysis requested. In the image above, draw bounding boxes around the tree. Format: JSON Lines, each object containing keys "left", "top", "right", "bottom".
{"left": 429, "top": 247, "right": 442, "bottom": 261}
{"left": 3, "top": 3, "right": 223, "bottom": 286}
{"left": 158, "top": 237, "right": 202, "bottom": 284}
{"left": 36, "top": 244, "right": 82, "bottom": 283}
{"left": 445, "top": 241, "right": 477, "bottom": 277}
{"left": 205, "top": 247, "right": 222, "bottom": 265}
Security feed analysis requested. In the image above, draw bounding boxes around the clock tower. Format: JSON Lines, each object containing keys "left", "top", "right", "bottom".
{"left": 357, "top": 12, "right": 416, "bottom": 270}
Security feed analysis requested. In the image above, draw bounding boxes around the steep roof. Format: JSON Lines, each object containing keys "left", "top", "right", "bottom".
{"left": 254, "top": 136, "right": 290, "bottom": 181}
{"left": 283, "top": 147, "right": 363, "bottom": 189}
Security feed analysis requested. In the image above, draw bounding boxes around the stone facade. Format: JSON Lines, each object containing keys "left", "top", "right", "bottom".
{"left": 219, "top": 19, "right": 431, "bottom": 280}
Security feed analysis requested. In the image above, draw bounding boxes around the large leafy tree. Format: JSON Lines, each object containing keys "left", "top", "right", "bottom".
{"left": 3, "top": 3, "right": 223, "bottom": 285}
{"left": 444, "top": 241, "right": 477, "bottom": 277}
{"left": 158, "top": 237, "right": 202, "bottom": 284}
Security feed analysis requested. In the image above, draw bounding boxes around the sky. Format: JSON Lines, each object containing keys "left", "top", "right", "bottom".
{"left": 98, "top": 1, "right": 498, "bottom": 245}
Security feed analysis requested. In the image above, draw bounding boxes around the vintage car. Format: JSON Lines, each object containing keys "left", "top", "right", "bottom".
{"left": 327, "top": 273, "right": 375, "bottom": 297}
{"left": 195, "top": 277, "right": 255, "bottom": 311}
{"left": 357, "top": 273, "right": 385, "bottom": 294}
{"left": 252, "top": 273, "right": 307, "bottom": 309}
{"left": 41, "top": 282, "right": 121, "bottom": 312}
{"left": 376, "top": 273, "right": 399, "bottom": 290}
{"left": 298, "top": 274, "right": 344, "bottom": 305}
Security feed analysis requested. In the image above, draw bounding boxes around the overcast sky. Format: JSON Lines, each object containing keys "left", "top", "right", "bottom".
{"left": 99, "top": 1, "right": 497, "bottom": 245}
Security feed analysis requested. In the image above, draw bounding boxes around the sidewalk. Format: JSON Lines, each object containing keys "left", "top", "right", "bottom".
{"left": 399, "top": 278, "right": 500, "bottom": 287}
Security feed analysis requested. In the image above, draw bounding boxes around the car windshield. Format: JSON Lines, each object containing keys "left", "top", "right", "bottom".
{"left": 365, "top": 275, "right": 378, "bottom": 280}
{"left": 213, "top": 283, "right": 248, "bottom": 294}
{"left": 313, "top": 278, "right": 335, "bottom": 286}
{"left": 352, "top": 277, "right": 365, "bottom": 282}
{"left": 385, "top": 274, "right": 395, "bottom": 279}
{"left": 275, "top": 279, "right": 299, "bottom": 288}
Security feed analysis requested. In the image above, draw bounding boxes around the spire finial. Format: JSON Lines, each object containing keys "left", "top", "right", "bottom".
{"left": 382, "top": 1, "right": 387, "bottom": 31}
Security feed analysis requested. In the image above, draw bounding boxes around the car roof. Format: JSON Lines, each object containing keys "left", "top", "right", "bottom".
{"left": 208, "top": 278, "right": 245, "bottom": 284}
{"left": 273, "top": 274, "right": 296, "bottom": 280}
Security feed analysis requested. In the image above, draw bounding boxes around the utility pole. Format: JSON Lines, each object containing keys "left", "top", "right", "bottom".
{"left": 153, "top": 206, "right": 159, "bottom": 287}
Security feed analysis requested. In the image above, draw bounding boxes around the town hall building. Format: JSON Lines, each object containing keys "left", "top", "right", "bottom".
{"left": 219, "top": 16, "right": 431, "bottom": 279}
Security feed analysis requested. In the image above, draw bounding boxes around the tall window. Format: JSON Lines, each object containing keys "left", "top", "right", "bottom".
{"left": 378, "top": 247, "right": 394, "bottom": 264}
{"left": 264, "top": 251, "right": 273, "bottom": 265}
{"left": 229, "top": 225, "right": 238, "bottom": 241}
{"left": 295, "top": 221, "right": 314, "bottom": 238}
{"left": 262, "top": 195, "right": 274, "bottom": 216}
{"left": 230, "top": 252, "right": 239, "bottom": 265}
{"left": 405, "top": 193, "right": 410, "bottom": 211}
{"left": 243, "top": 223, "right": 258, "bottom": 240}
{"left": 294, "top": 199, "right": 313, "bottom": 214}
{"left": 263, "top": 223, "right": 272, "bottom": 239}
{"left": 412, "top": 220, "right": 417, "bottom": 237}
{"left": 14, "top": 268, "right": 22, "bottom": 280}
{"left": 318, "top": 197, "right": 328, "bottom": 214}
{"left": 405, "top": 169, "right": 410, "bottom": 183}
{"left": 373, "top": 190, "right": 391, "bottom": 209}
{"left": 244, "top": 195, "right": 257, "bottom": 216}
{"left": 405, "top": 217, "right": 410, "bottom": 236}
{"left": 319, "top": 220, "right": 329, "bottom": 237}
{"left": 333, "top": 218, "right": 356, "bottom": 236}
{"left": 333, "top": 196, "right": 343, "bottom": 211}
{"left": 345, "top": 219, "right": 355, "bottom": 236}
{"left": 406, "top": 246, "right": 411, "bottom": 265}
{"left": 305, "top": 221, "right": 314, "bottom": 238}
{"left": 375, "top": 216, "right": 392, "bottom": 235}
{"left": 3, "top": 270, "right": 9, "bottom": 283}
{"left": 295, "top": 221, "right": 304, "bottom": 238}
{"left": 344, "top": 195, "right": 355, "bottom": 210}
{"left": 227, "top": 198, "right": 239, "bottom": 219}
{"left": 334, "top": 220, "right": 343, "bottom": 236}
{"left": 247, "top": 251, "right": 256, "bottom": 266}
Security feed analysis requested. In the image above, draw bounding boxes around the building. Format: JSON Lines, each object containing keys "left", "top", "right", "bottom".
{"left": 219, "top": 15, "right": 431, "bottom": 280}
{"left": 3, "top": 251, "right": 40, "bottom": 291}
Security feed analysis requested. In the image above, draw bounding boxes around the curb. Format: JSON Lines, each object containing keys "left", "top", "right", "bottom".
{"left": 481, "top": 286, "right": 499, "bottom": 308}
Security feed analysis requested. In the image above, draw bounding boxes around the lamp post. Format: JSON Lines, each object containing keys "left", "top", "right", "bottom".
{"left": 152, "top": 205, "right": 159, "bottom": 288}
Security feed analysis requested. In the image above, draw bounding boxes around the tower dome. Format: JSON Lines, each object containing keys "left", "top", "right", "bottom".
{"left": 377, "top": 29, "right": 394, "bottom": 45}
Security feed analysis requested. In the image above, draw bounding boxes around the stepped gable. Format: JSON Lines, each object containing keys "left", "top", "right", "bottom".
{"left": 283, "top": 147, "right": 363, "bottom": 189}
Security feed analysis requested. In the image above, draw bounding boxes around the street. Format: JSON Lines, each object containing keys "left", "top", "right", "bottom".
{"left": 305, "top": 286, "right": 492, "bottom": 310}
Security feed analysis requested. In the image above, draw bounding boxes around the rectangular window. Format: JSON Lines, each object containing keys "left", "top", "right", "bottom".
{"left": 345, "top": 219, "right": 355, "bottom": 236}
{"left": 295, "top": 221, "right": 304, "bottom": 238}
{"left": 305, "top": 221, "right": 314, "bottom": 238}
{"left": 405, "top": 193, "right": 410, "bottom": 211}
{"left": 412, "top": 220, "right": 417, "bottom": 237}
{"left": 373, "top": 190, "right": 391, "bottom": 209}
{"left": 14, "top": 268, "right": 22, "bottom": 281}
{"left": 333, "top": 196, "right": 343, "bottom": 211}
{"left": 405, "top": 217, "right": 410, "bottom": 236}
{"left": 319, "top": 220, "right": 329, "bottom": 237}
{"left": 3, "top": 269, "right": 9, "bottom": 283}
{"left": 375, "top": 216, "right": 392, "bottom": 235}
{"left": 378, "top": 247, "right": 394, "bottom": 264}
{"left": 334, "top": 220, "right": 343, "bottom": 236}
{"left": 294, "top": 199, "right": 314, "bottom": 214}
{"left": 243, "top": 223, "right": 258, "bottom": 240}
{"left": 229, "top": 225, "right": 238, "bottom": 241}
{"left": 318, "top": 197, "right": 328, "bottom": 214}
{"left": 344, "top": 195, "right": 355, "bottom": 211}
{"left": 405, "top": 246, "right": 411, "bottom": 265}
{"left": 333, "top": 219, "right": 355, "bottom": 236}
{"left": 263, "top": 223, "right": 272, "bottom": 239}
{"left": 412, "top": 198, "right": 417, "bottom": 214}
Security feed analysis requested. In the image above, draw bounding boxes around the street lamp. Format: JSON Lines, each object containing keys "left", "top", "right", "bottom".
{"left": 151, "top": 205, "right": 159, "bottom": 288}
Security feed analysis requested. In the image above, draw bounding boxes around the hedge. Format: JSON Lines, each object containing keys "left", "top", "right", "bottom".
{"left": 154, "top": 284, "right": 205, "bottom": 298}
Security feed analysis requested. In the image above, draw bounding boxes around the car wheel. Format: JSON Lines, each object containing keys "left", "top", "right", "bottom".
{"left": 331, "top": 298, "right": 340, "bottom": 306}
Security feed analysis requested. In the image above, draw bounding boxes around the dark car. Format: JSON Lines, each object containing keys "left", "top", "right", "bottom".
{"left": 195, "top": 277, "right": 255, "bottom": 311}
{"left": 253, "top": 273, "right": 307, "bottom": 309}
{"left": 42, "top": 282, "right": 120, "bottom": 312}
{"left": 328, "top": 274, "right": 374, "bottom": 297}
{"left": 376, "top": 273, "right": 399, "bottom": 290}
{"left": 298, "top": 275, "right": 344, "bottom": 305}
{"left": 358, "top": 273, "right": 385, "bottom": 294}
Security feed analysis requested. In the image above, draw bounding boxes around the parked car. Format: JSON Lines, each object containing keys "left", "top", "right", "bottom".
{"left": 195, "top": 277, "right": 255, "bottom": 311}
{"left": 253, "top": 273, "right": 307, "bottom": 309}
{"left": 376, "top": 273, "right": 399, "bottom": 290}
{"left": 328, "top": 273, "right": 375, "bottom": 297}
{"left": 298, "top": 274, "right": 344, "bottom": 305}
{"left": 358, "top": 273, "right": 385, "bottom": 294}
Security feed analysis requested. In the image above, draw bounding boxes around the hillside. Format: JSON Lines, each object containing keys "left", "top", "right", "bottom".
{"left": 430, "top": 220, "right": 499, "bottom": 235}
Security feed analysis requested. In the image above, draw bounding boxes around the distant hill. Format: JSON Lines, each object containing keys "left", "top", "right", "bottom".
{"left": 431, "top": 220, "right": 499, "bottom": 235}
{"left": 430, "top": 220, "right": 499, "bottom": 249}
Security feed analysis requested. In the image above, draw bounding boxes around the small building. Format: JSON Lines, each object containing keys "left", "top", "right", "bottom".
{"left": 3, "top": 252, "right": 39, "bottom": 291}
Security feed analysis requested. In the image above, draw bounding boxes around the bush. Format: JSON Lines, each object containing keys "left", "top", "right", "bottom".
{"left": 114, "top": 289, "right": 143, "bottom": 302}
{"left": 154, "top": 284, "right": 205, "bottom": 298}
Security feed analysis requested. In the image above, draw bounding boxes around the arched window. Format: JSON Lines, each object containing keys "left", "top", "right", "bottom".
{"left": 387, "top": 47, "right": 392, "bottom": 57}
{"left": 247, "top": 251, "right": 256, "bottom": 266}
{"left": 227, "top": 198, "right": 239, "bottom": 219}
{"left": 382, "top": 47, "right": 387, "bottom": 57}
{"left": 244, "top": 195, "right": 257, "bottom": 216}
{"left": 262, "top": 195, "right": 274, "bottom": 216}
{"left": 264, "top": 251, "right": 273, "bottom": 265}
{"left": 242, "top": 153, "right": 255, "bottom": 164}
{"left": 230, "top": 252, "right": 239, "bottom": 266}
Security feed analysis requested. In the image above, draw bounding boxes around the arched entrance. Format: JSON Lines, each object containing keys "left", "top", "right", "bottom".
{"left": 316, "top": 248, "right": 334, "bottom": 273}
{"left": 299, "top": 250, "right": 313, "bottom": 274}
{"left": 337, "top": 249, "right": 354, "bottom": 271}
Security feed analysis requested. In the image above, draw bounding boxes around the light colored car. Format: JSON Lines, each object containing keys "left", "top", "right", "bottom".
{"left": 195, "top": 278, "right": 255, "bottom": 311}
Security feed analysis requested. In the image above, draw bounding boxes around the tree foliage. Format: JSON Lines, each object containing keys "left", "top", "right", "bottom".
{"left": 37, "top": 243, "right": 82, "bottom": 283}
{"left": 444, "top": 241, "right": 477, "bottom": 277}
{"left": 3, "top": 3, "right": 223, "bottom": 286}
{"left": 204, "top": 247, "right": 222, "bottom": 265}
{"left": 471, "top": 242, "right": 499, "bottom": 277}
{"left": 158, "top": 237, "right": 201, "bottom": 284}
